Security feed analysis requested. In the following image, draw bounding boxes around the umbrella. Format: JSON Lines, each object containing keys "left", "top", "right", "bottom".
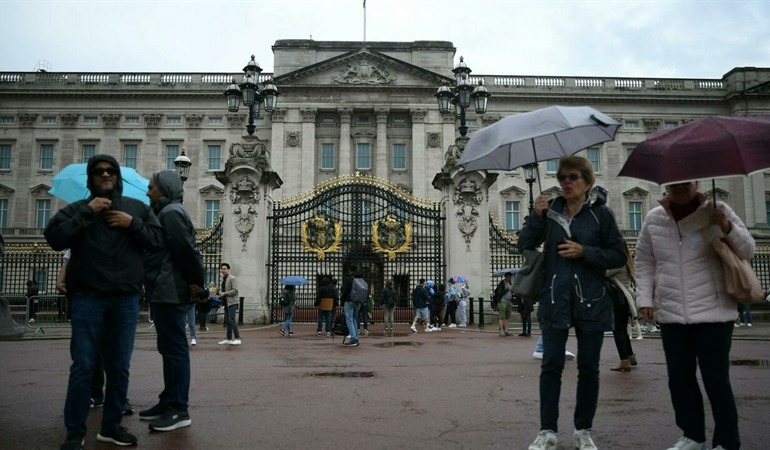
{"left": 618, "top": 115, "right": 770, "bottom": 202}
{"left": 493, "top": 268, "right": 520, "bottom": 277}
{"left": 48, "top": 163, "right": 150, "bottom": 205}
{"left": 453, "top": 276, "right": 468, "bottom": 283}
{"left": 458, "top": 106, "right": 621, "bottom": 187}
{"left": 280, "top": 276, "right": 308, "bottom": 286}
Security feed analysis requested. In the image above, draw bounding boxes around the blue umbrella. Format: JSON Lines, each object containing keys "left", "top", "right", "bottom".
{"left": 48, "top": 163, "right": 150, "bottom": 205}
{"left": 452, "top": 275, "right": 468, "bottom": 283}
{"left": 280, "top": 276, "right": 308, "bottom": 286}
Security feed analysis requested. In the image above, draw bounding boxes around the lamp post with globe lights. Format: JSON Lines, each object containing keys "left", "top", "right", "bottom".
{"left": 174, "top": 148, "right": 192, "bottom": 184}
{"left": 435, "top": 56, "right": 491, "bottom": 141}
{"left": 224, "top": 55, "right": 280, "bottom": 136}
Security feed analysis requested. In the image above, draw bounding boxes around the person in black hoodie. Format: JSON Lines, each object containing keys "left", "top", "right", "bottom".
{"left": 45, "top": 155, "right": 163, "bottom": 450}
{"left": 138, "top": 170, "right": 207, "bottom": 432}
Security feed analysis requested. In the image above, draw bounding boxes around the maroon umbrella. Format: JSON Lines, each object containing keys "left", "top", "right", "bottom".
{"left": 618, "top": 115, "right": 770, "bottom": 187}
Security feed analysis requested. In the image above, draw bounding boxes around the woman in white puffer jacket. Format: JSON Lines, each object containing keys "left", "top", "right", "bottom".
{"left": 636, "top": 181, "right": 754, "bottom": 450}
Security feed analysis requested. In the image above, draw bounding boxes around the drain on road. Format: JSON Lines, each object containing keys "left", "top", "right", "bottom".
{"left": 375, "top": 341, "right": 421, "bottom": 348}
{"left": 308, "top": 371, "right": 375, "bottom": 378}
{"left": 731, "top": 359, "right": 768, "bottom": 367}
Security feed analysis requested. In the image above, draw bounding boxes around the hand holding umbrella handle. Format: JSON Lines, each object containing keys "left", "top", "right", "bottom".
{"left": 534, "top": 194, "right": 549, "bottom": 216}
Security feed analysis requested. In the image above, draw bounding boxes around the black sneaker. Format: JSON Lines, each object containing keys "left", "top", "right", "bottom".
{"left": 343, "top": 339, "right": 359, "bottom": 347}
{"left": 96, "top": 427, "right": 138, "bottom": 446}
{"left": 123, "top": 399, "right": 134, "bottom": 415}
{"left": 139, "top": 403, "right": 167, "bottom": 421}
{"left": 148, "top": 409, "right": 192, "bottom": 432}
{"left": 90, "top": 397, "right": 104, "bottom": 408}
{"left": 59, "top": 435, "right": 84, "bottom": 450}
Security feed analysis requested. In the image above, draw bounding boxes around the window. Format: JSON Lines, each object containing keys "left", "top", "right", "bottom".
{"left": 624, "top": 120, "right": 640, "bottom": 129}
{"left": 586, "top": 147, "right": 600, "bottom": 173}
{"left": 629, "top": 202, "right": 643, "bottom": 231}
{"left": 205, "top": 200, "right": 220, "bottom": 228}
{"left": 42, "top": 116, "right": 57, "bottom": 125}
{"left": 0, "top": 116, "right": 14, "bottom": 124}
{"left": 207, "top": 145, "right": 221, "bottom": 171}
{"left": 320, "top": 143, "right": 335, "bottom": 170}
{"left": 40, "top": 144, "right": 54, "bottom": 170}
{"left": 83, "top": 116, "right": 99, "bottom": 125}
{"left": 505, "top": 201, "right": 521, "bottom": 230}
{"left": 355, "top": 114, "right": 371, "bottom": 126}
{"left": 356, "top": 143, "right": 371, "bottom": 170}
{"left": 208, "top": 117, "right": 223, "bottom": 125}
{"left": 0, "top": 199, "right": 8, "bottom": 227}
{"left": 125, "top": 117, "right": 140, "bottom": 125}
{"left": 546, "top": 159, "right": 558, "bottom": 173}
{"left": 625, "top": 146, "right": 635, "bottom": 159}
{"left": 166, "top": 144, "right": 180, "bottom": 170}
{"left": 124, "top": 144, "right": 138, "bottom": 169}
{"left": 663, "top": 121, "right": 678, "bottom": 129}
{"left": 166, "top": 117, "right": 182, "bottom": 125}
{"left": 0, "top": 144, "right": 11, "bottom": 170}
{"left": 392, "top": 144, "right": 407, "bottom": 170}
{"left": 81, "top": 144, "right": 96, "bottom": 163}
{"left": 465, "top": 119, "right": 477, "bottom": 127}
{"left": 36, "top": 199, "right": 51, "bottom": 228}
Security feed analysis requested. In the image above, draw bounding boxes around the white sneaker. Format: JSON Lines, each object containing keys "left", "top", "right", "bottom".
{"left": 747, "top": 323, "right": 752, "bottom": 327}
{"left": 666, "top": 436, "right": 707, "bottom": 450}
{"left": 633, "top": 336, "right": 644, "bottom": 340}
{"left": 532, "top": 351, "right": 543, "bottom": 360}
{"left": 528, "top": 430, "right": 557, "bottom": 450}
{"left": 425, "top": 326, "right": 434, "bottom": 332}
{"left": 191, "top": 338, "right": 197, "bottom": 346}
{"left": 230, "top": 339, "right": 242, "bottom": 346}
{"left": 218, "top": 339, "right": 231, "bottom": 345}
{"left": 574, "top": 429, "right": 597, "bottom": 450}
{"left": 565, "top": 350, "right": 576, "bottom": 361}
{"left": 448, "top": 323, "right": 457, "bottom": 328}
{"left": 410, "top": 324, "right": 417, "bottom": 333}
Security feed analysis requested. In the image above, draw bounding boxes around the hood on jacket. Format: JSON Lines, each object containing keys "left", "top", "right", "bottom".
{"left": 546, "top": 185, "right": 610, "bottom": 238}
{"left": 150, "top": 170, "right": 184, "bottom": 212}
{"left": 86, "top": 154, "right": 123, "bottom": 199}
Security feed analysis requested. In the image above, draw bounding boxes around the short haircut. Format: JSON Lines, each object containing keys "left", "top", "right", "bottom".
{"left": 558, "top": 155, "right": 595, "bottom": 187}
{"left": 220, "top": 263, "right": 231, "bottom": 269}
{"left": 419, "top": 278, "right": 426, "bottom": 284}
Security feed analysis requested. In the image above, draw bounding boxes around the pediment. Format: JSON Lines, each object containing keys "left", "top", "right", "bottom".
{"left": 542, "top": 186, "right": 562, "bottom": 198}
{"left": 704, "top": 187, "right": 729, "bottom": 202}
{"left": 622, "top": 186, "right": 650, "bottom": 200}
{"left": 199, "top": 184, "right": 224, "bottom": 197}
{"left": 33, "top": 184, "right": 52, "bottom": 196}
{"left": 0, "top": 183, "right": 15, "bottom": 195}
{"left": 500, "top": 186, "right": 527, "bottom": 197}
{"left": 274, "top": 48, "right": 451, "bottom": 88}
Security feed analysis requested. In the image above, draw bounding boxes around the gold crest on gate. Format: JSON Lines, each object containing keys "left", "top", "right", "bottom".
{"left": 302, "top": 215, "right": 342, "bottom": 260}
{"left": 372, "top": 215, "right": 412, "bottom": 260}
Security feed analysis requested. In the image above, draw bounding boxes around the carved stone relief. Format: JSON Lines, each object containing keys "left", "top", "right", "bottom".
{"left": 452, "top": 176, "right": 484, "bottom": 251}
{"left": 286, "top": 131, "right": 301, "bottom": 147}
{"left": 300, "top": 108, "right": 317, "bottom": 123}
{"left": 352, "top": 129, "right": 376, "bottom": 138}
{"left": 270, "top": 108, "right": 287, "bottom": 123}
{"left": 481, "top": 115, "right": 502, "bottom": 127}
{"left": 143, "top": 114, "right": 162, "bottom": 128}
{"left": 101, "top": 114, "right": 121, "bottom": 128}
{"left": 227, "top": 114, "right": 246, "bottom": 127}
{"left": 410, "top": 109, "right": 427, "bottom": 123}
{"left": 185, "top": 114, "right": 204, "bottom": 127}
{"left": 19, "top": 113, "right": 38, "bottom": 127}
{"left": 441, "top": 112, "right": 456, "bottom": 124}
{"left": 375, "top": 108, "right": 389, "bottom": 123}
{"left": 60, "top": 114, "right": 79, "bottom": 128}
{"left": 333, "top": 58, "right": 396, "bottom": 85}
{"left": 338, "top": 108, "right": 353, "bottom": 123}
{"left": 427, "top": 132, "right": 441, "bottom": 149}
{"left": 643, "top": 118, "right": 662, "bottom": 133}
{"left": 230, "top": 176, "right": 261, "bottom": 251}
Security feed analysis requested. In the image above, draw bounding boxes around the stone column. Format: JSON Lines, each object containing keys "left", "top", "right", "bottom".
{"left": 216, "top": 136, "right": 282, "bottom": 324}
{"left": 338, "top": 108, "right": 353, "bottom": 174}
{"left": 300, "top": 108, "right": 317, "bottom": 192}
{"left": 375, "top": 108, "right": 389, "bottom": 179}
{"left": 433, "top": 139, "right": 498, "bottom": 324}
{"left": 269, "top": 108, "right": 287, "bottom": 180}
{"left": 410, "top": 108, "right": 427, "bottom": 197}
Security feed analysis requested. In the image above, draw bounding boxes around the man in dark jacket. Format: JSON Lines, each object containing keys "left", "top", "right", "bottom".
{"left": 138, "top": 170, "right": 206, "bottom": 432}
{"left": 410, "top": 278, "right": 433, "bottom": 333}
{"left": 45, "top": 154, "right": 163, "bottom": 450}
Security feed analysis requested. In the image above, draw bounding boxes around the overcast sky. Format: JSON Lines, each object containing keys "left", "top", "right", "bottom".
{"left": 1, "top": 0, "right": 768, "bottom": 79}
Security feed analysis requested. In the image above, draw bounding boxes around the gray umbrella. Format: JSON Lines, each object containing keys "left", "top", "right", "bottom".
{"left": 458, "top": 105, "right": 620, "bottom": 189}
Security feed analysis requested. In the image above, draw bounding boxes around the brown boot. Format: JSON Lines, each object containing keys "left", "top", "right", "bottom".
{"left": 610, "top": 360, "right": 631, "bottom": 372}
{"left": 629, "top": 354, "right": 638, "bottom": 366}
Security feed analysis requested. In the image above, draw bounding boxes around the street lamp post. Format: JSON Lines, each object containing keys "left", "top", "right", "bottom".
{"left": 524, "top": 163, "right": 539, "bottom": 217}
{"left": 435, "top": 56, "right": 491, "bottom": 139}
{"left": 174, "top": 148, "right": 192, "bottom": 184}
{"left": 224, "top": 55, "right": 280, "bottom": 136}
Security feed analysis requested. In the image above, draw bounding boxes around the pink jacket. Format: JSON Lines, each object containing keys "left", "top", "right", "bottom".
{"left": 635, "top": 194, "right": 754, "bottom": 324}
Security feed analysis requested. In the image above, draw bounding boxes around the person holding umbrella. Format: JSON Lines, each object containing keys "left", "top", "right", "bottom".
{"left": 635, "top": 181, "right": 752, "bottom": 450}
{"left": 519, "top": 155, "right": 626, "bottom": 450}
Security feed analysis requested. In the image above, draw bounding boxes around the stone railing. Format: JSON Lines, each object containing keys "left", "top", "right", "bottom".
{"left": 0, "top": 72, "right": 275, "bottom": 86}
{"left": 475, "top": 74, "right": 724, "bottom": 91}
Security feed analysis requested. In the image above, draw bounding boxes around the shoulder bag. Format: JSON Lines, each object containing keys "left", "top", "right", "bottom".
{"left": 512, "top": 221, "right": 552, "bottom": 300}
{"left": 710, "top": 236, "right": 763, "bottom": 304}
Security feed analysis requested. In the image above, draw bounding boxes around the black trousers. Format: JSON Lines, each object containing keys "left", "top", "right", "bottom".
{"left": 661, "top": 322, "right": 739, "bottom": 449}
{"left": 611, "top": 297, "right": 633, "bottom": 360}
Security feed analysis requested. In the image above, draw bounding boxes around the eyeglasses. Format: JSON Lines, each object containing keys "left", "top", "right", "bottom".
{"left": 93, "top": 167, "right": 118, "bottom": 176}
{"left": 557, "top": 173, "right": 581, "bottom": 183}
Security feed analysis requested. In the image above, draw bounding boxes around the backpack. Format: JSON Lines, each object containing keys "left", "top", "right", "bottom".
{"left": 332, "top": 314, "right": 349, "bottom": 336}
{"left": 350, "top": 278, "right": 368, "bottom": 304}
{"left": 382, "top": 288, "right": 396, "bottom": 307}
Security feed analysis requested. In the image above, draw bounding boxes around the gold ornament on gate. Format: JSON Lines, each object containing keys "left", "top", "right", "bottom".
{"left": 302, "top": 215, "right": 342, "bottom": 260}
{"left": 372, "top": 215, "right": 412, "bottom": 260}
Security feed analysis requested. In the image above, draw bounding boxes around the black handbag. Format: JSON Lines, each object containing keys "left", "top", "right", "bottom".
{"left": 512, "top": 222, "right": 552, "bottom": 300}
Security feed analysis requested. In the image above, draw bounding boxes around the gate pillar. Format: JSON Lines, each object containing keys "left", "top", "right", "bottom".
{"left": 433, "top": 137, "right": 498, "bottom": 324}
{"left": 216, "top": 135, "right": 282, "bottom": 324}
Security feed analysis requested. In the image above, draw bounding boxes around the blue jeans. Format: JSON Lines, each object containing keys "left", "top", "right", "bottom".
{"left": 64, "top": 293, "right": 138, "bottom": 437}
{"left": 282, "top": 312, "right": 293, "bottom": 332}
{"left": 539, "top": 327, "right": 603, "bottom": 432}
{"left": 317, "top": 310, "right": 333, "bottom": 333}
{"left": 226, "top": 304, "right": 240, "bottom": 340}
{"left": 186, "top": 304, "right": 196, "bottom": 339}
{"left": 344, "top": 301, "right": 360, "bottom": 341}
{"left": 150, "top": 302, "right": 190, "bottom": 411}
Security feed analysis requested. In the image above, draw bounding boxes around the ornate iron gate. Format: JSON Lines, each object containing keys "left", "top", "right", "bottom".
{"left": 269, "top": 174, "right": 444, "bottom": 323}
{"left": 489, "top": 213, "right": 522, "bottom": 293}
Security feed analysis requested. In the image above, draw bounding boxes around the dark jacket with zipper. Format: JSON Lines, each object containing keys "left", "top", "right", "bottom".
{"left": 517, "top": 187, "right": 626, "bottom": 331}
{"left": 44, "top": 155, "right": 164, "bottom": 297}
{"left": 143, "top": 170, "right": 206, "bottom": 305}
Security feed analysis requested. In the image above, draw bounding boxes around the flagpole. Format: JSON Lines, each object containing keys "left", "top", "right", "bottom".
{"left": 363, "top": 0, "right": 367, "bottom": 41}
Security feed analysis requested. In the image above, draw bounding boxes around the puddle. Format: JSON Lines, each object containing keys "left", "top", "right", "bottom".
{"left": 375, "top": 341, "right": 421, "bottom": 348}
{"left": 731, "top": 359, "right": 768, "bottom": 367}
{"left": 308, "top": 371, "right": 376, "bottom": 378}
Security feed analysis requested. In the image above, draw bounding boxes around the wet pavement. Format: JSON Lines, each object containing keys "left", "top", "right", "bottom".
{"left": 2, "top": 320, "right": 769, "bottom": 450}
